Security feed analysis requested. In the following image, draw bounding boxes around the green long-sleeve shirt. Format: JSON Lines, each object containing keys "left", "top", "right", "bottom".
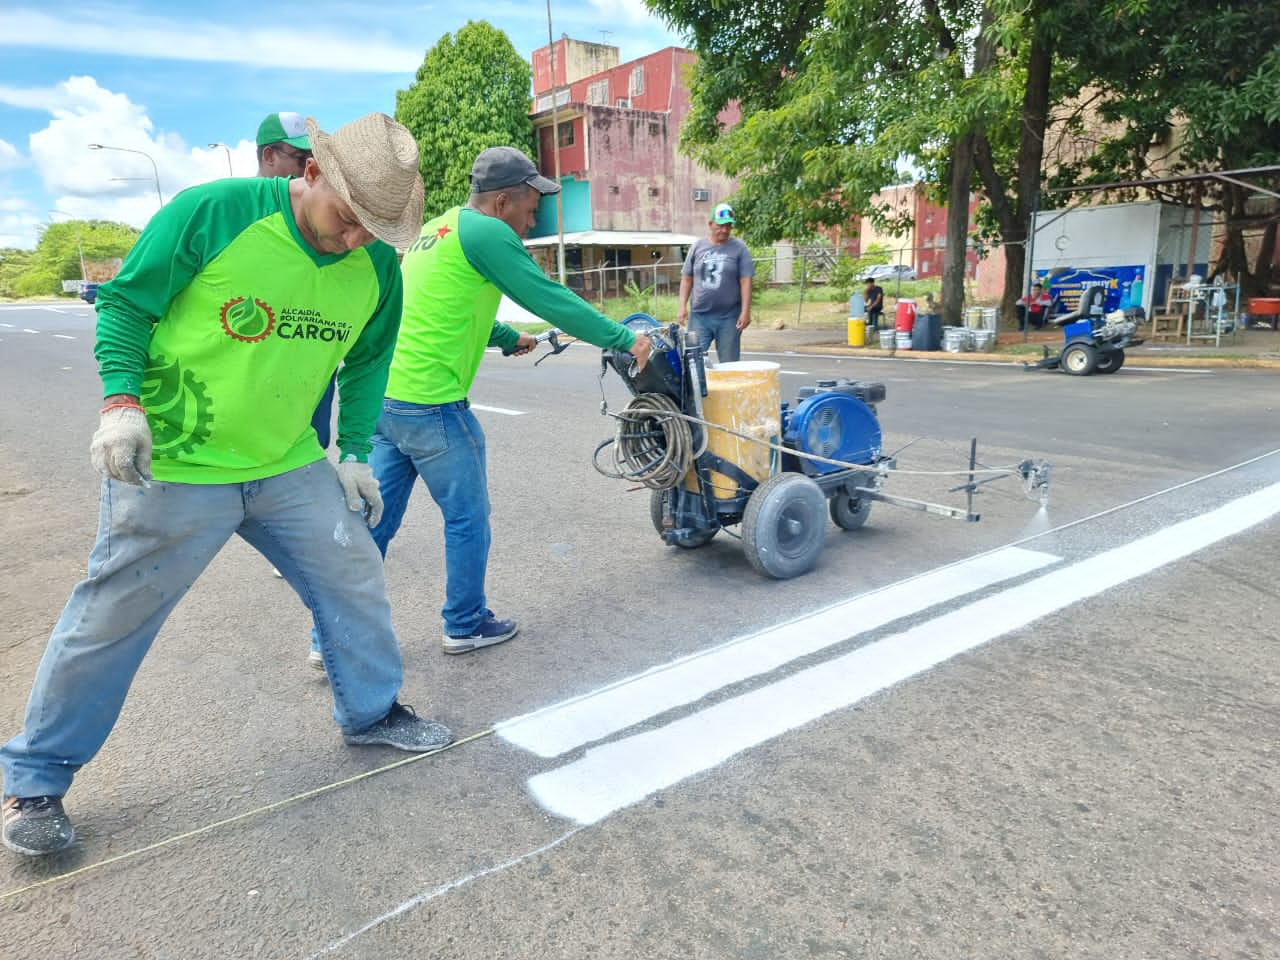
{"left": 387, "top": 206, "right": 636, "bottom": 405}
{"left": 94, "top": 176, "right": 402, "bottom": 482}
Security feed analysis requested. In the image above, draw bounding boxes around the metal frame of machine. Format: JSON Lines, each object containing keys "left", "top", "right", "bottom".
{"left": 589, "top": 314, "right": 1050, "bottom": 579}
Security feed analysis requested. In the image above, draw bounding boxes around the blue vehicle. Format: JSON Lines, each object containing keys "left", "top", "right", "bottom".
{"left": 1027, "top": 286, "right": 1145, "bottom": 375}
{"left": 79, "top": 282, "right": 99, "bottom": 305}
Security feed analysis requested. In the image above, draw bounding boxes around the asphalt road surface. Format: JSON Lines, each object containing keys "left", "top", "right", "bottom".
{"left": 1, "top": 301, "right": 1277, "bottom": 959}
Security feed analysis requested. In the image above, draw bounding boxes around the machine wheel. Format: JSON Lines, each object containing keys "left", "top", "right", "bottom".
{"left": 1094, "top": 348, "right": 1125, "bottom": 374}
{"left": 829, "top": 485, "right": 873, "bottom": 530}
{"left": 1061, "top": 342, "right": 1097, "bottom": 376}
{"left": 649, "top": 489, "right": 717, "bottom": 549}
{"left": 742, "top": 473, "right": 827, "bottom": 579}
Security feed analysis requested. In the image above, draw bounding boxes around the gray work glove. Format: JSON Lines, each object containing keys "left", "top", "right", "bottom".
{"left": 336, "top": 456, "right": 383, "bottom": 528}
{"left": 90, "top": 405, "right": 153, "bottom": 486}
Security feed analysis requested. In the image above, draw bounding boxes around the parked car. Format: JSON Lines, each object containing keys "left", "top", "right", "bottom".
{"left": 79, "top": 282, "right": 98, "bottom": 304}
{"left": 864, "top": 263, "right": 917, "bottom": 282}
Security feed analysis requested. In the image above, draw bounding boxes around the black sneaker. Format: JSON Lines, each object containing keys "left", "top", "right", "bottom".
{"left": 343, "top": 703, "right": 454, "bottom": 752}
{"left": 3, "top": 795, "right": 75, "bottom": 856}
{"left": 443, "top": 615, "right": 518, "bottom": 655}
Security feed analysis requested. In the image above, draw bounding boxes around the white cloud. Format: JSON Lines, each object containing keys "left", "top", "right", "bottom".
{"left": 586, "top": 0, "right": 659, "bottom": 26}
{"left": 0, "top": 76, "right": 259, "bottom": 246}
{"left": 0, "top": 139, "right": 24, "bottom": 171}
{"left": 0, "top": 8, "right": 421, "bottom": 73}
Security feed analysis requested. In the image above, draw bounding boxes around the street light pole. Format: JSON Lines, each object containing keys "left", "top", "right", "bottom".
{"left": 88, "top": 143, "right": 164, "bottom": 208}
{"left": 208, "top": 142, "right": 233, "bottom": 176}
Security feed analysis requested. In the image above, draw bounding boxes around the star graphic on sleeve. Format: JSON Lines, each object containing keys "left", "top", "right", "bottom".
{"left": 436, "top": 225, "right": 452, "bottom": 239}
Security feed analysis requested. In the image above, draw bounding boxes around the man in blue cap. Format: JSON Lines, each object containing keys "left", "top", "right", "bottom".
{"left": 677, "top": 201, "right": 756, "bottom": 363}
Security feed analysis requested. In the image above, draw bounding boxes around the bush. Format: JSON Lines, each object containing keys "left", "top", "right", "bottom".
{"left": 13, "top": 268, "right": 60, "bottom": 298}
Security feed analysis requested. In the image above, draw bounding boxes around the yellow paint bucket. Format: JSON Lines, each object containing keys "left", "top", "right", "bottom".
{"left": 690, "top": 361, "right": 782, "bottom": 500}
{"left": 847, "top": 318, "right": 867, "bottom": 346}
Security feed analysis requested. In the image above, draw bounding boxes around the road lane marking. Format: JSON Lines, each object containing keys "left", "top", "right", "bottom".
{"left": 497, "top": 546, "right": 1059, "bottom": 758}
{"left": 526, "top": 482, "right": 1280, "bottom": 825}
{"left": 471, "top": 403, "right": 527, "bottom": 416}
{"left": 54, "top": 334, "right": 76, "bottom": 340}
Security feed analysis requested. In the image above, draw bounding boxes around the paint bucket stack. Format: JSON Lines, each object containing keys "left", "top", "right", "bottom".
{"left": 879, "top": 328, "right": 896, "bottom": 352}
{"left": 964, "top": 306, "right": 999, "bottom": 330}
{"left": 942, "top": 326, "right": 969, "bottom": 353}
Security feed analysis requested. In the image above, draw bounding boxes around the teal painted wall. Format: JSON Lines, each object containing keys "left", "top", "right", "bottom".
{"left": 531, "top": 177, "right": 591, "bottom": 237}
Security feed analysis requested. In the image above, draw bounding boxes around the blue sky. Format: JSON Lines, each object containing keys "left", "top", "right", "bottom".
{"left": 0, "top": 1, "right": 686, "bottom": 249}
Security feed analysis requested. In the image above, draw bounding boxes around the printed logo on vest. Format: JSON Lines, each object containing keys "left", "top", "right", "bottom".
{"left": 141, "top": 354, "right": 215, "bottom": 458}
{"left": 220, "top": 295, "right": 277, "bottom": 343}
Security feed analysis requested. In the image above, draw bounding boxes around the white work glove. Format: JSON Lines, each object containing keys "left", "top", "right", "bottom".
{"left": 336, "top": 456, "right": 383, "bottom": 528}
{"left": 90, "top": 404, "right": 153, "bottom": 486}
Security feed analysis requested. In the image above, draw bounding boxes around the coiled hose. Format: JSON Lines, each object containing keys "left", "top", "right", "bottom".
{"left": 593, "top": 393, "right": 696, "bottom": 489}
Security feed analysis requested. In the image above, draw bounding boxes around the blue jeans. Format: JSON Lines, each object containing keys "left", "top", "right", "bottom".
{"left": 1, "top": 463, "right": 403, "bottom": 800}
{"left": 369, "top": 398, "right": 492, "bottom": 637}
{"left": 689, "top": 310, "right": 742, "bottom": 363}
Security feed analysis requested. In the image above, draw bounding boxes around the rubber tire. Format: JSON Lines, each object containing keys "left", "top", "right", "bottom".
{"left": 829, "top": 484, "right": 872, "bottom": 530}
{"left": 649, "top": 489, "right": 717, "bottom": 549}
{"left": 1094, "top": 348, "right": 1125, "bottom": 374}
{"left": 1061, "top": 342, "right": 1097, "bottom": 376}
{"left": 742, "top": 473, "right": 827, "bottom": 579}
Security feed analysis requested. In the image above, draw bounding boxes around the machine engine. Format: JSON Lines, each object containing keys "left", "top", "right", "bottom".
{"left": 782, "top": 379, "right": 886, "bottom": 476}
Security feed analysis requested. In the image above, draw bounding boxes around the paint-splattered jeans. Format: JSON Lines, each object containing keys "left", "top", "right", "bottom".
{"left": 368, "top": 398, "right": 493, "bottom": 638}
{"left": 0, "top": 462, "right": 403, "bottom": 800}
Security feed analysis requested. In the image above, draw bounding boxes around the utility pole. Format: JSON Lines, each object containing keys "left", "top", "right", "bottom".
{"left": 547, "top": 0, "right": 566, "bottom": 285}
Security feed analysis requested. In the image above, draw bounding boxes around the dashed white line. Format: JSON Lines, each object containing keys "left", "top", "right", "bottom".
{"left": 53, "top": 334, "right": 76, "bottom": 340}
{"left": 471, "top": 403, "right": 527, "bottom": 416}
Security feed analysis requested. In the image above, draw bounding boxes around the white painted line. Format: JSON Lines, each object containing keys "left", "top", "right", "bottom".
{"left": 471, "top": 403, "right": 526, "bottom": 416}
{"left": 0, "top": 322, "right": 13, "bottom": 327}
{"left": 497, "top": 546, "right": 1060, "bottom": 758}
{"left": 22, "top": 328, "right": 38, "bottom": 334}
{"left": 527, "top": 482, "right": 1280, "bottom": 825}
{"left": 778, "top": 370, "right": 810, "bottom": 375}
{"left": 53, "top": 334, "right": 76, "bottom": 340}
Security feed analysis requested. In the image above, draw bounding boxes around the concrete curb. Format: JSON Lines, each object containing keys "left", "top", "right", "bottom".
{"left": 746, "top": 338, "right": 1280, "bottom": 370}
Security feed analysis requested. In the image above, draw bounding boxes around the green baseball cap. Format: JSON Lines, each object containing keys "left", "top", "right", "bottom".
{"left": 256, "top": 112, "right": 311, "bottom": 149}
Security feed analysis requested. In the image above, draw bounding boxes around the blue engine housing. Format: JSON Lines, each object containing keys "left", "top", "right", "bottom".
{"left": 782, "top": 381, "right": 884, "bottom": 476}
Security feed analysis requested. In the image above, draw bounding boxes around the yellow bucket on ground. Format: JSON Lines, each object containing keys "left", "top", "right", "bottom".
{"left": 690, "top": 361, "right": 782, "bottom": 500}
{"left": 847, "top": 318, "right": 867, "bottom": 346}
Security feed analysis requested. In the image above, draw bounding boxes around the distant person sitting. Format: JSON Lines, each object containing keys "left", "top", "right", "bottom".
{"left": 1017, "top": 283, "right": 1053, "bottom": 330}
{"left": 864, "top": 278, "right": 885, "bottom": 331}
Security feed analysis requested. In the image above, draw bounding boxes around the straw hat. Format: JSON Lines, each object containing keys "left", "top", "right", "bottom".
{"left": 306, "top": 114, "right": 424, "bottom": 249}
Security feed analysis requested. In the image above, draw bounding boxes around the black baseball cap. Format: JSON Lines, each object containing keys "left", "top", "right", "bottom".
{"left": 470, "top": 146, "right": 560, "bottom": 195}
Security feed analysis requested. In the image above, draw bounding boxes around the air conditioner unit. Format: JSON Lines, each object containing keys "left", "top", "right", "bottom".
{"left": 692, "top": 188, "right": 711, "bottom": 201}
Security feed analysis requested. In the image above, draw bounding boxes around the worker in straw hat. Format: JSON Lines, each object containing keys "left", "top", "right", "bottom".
{"left": 1, "top": 113, "right": 448, "bottom": 859}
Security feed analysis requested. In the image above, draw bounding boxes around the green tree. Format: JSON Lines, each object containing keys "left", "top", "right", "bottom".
{"left": 396, "top": 21, "right": 536, "bottom": 220}
{"left": 39, "top": 220, "right": 140, "bottom": 287}
{"left": 1046, "top": 0, "right": 1280, "bottom": 295}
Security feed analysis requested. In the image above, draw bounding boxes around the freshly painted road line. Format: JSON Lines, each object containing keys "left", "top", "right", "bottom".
{"left": 497, "top": 545, "right": 1060, "bottom": 758}
{"left": 526, "top": 482, "right": 1280, "bottom": 825}
{"left": 470, "top": 403, "right": 527, "bottom": 416}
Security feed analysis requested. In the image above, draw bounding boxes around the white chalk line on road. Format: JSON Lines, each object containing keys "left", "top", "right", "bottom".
{"left": 526, "top": 481, "right": 1280, "bottom": 825}
{"left": 471, "top": 403, "right": 527, "bottom": 416}
{"left": 497, "top": 546, "right": 1059, "bottom": 758}
{"left": 302, "top": 826, "right": 584, "bottom": 959}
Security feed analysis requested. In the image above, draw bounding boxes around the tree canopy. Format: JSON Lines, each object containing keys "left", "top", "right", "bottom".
{"left": 395, "top": 21, "right": 536, "bottom": 220}
{"left": 0, "top": 220, "right": 139, "bottom": 299}
{"left": 647, "top": 0, "right": 1280, "bottom": 312}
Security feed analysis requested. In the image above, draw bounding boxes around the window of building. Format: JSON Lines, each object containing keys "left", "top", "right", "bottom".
{"left": 587, "top": 80, "right": 609, "bottom": 106}
{"left": 558, "top": 122, "right": 575, "bottom": 148}
{"left": 630, "top": 65, "right": 645, "bottom": 96}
